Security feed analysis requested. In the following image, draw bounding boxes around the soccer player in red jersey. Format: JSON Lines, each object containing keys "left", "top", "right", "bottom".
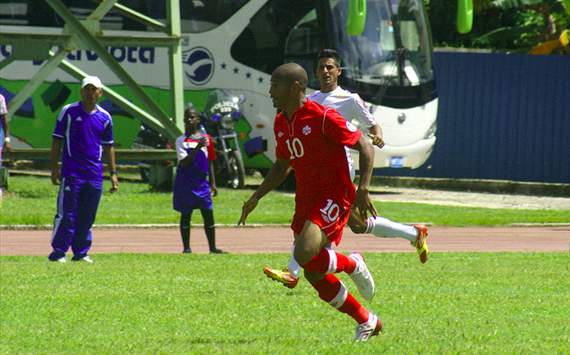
{"left": 238, "top": 63, "right": 382, "bottom": 341}
{"left": 263, "top": 49, "right": 429, "bottom": 289}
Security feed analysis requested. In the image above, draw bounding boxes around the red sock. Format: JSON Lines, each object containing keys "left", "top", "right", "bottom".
{"left": 310, "top": 274, "right": 369, "bottom": 324}
{"left": 338, "top": 294, "right": 369, "bottom": 324}
{"left": 303, "top": 248, "right": 357, "bottom": 274}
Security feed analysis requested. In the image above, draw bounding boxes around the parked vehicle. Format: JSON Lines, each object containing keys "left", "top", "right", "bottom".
{"left": 1, "top": 0, "right": 445, "bottom": 173}
{"left": 202, "top": 90, "right": 246, "bottom": 189}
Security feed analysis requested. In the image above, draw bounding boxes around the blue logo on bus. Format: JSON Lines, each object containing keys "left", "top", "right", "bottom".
{"left": 183, "top": 47, "right": 214, "bottom": 85}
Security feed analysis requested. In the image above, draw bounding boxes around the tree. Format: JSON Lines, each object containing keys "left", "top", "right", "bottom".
{"left": 427, "top": 0, "right": 570, "bottom": 53}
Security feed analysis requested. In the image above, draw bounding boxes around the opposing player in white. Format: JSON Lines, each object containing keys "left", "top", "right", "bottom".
{"left": 264, "top": 49, "right": 429, "bottom": 289}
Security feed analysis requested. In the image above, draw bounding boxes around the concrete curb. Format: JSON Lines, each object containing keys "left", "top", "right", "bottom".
{"left": 2, "top": 222, "right": 568, "bottom": 231}
{"left": 7, "top": 170, "right": 569, "bottom": 196}
{"left": 371, "top": 176, "right": 570, "bottom": 197}
{"left": 0, "top": 224, "right": 292, "bottom": 231}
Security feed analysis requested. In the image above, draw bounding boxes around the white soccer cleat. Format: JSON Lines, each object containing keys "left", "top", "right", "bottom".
{"left": 51, "top": 257, "right": 66, "bottom": 263}
{"left": 355, "top": 313, "right": 383, "bottom": 341}
{"left": 348, "top": 253, "right": 375, "bottom": 301}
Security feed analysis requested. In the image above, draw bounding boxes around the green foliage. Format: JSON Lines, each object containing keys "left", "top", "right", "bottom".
{"left": 1, "top": 253, "right": 568, "bottom": 353}
{"left": 1, "top": 176, "right": 569, "bottom": 226}
{"left": 491, "top": 0, "right": 544, "bottom": 8}
{"left": 428, "top": 0, "right": 570, "bottom": 52}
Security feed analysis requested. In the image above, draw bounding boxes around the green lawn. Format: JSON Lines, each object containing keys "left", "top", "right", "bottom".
{"left": 1, "top": 253, "right": 568, "bottom": 353}
{"left": 1, "top": 176, "right": 568, "bottom": 226}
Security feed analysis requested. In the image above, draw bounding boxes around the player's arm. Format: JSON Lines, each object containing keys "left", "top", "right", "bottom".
{"left": 50, "top": 138, "right": 63, "bottom": 185}
{"left": 367, "top": 124, "right": 385, "bottom": 148}
{"left": 205, "top": 135, "right": 217, "bottom": 196}
{"left": 103, "top": 145, "right": 119, "bottom": 193}
{"left": 51, "top": 106, "right": 68, "bottom": 186}
{"left": 179, "top": 137, "right": 208, "bottom": 168}
{"left": 238, "top": 158, "right": 291, "bottom": 225}
{"left": 208, "top": 159, "right": 217, "bottom": 197}
{"left": 1, "top": 113, "right": 10, "bottom": 151}
{"left": 253, "top": 158, "right": 291, "bottom": 199}
{"left": 352, "top": 95, "right": 384, "bottom": 148}
{"left": 349, "top": 135, "right": 377, "bottom": 219}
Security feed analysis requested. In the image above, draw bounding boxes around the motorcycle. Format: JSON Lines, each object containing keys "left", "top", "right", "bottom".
{"left": 202, "top": 90, "right": 246, "bottom": 189}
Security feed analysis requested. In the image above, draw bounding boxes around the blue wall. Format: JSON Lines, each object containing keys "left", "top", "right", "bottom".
{"left": 381, "top": 52, "right": 570, "bottom": 184}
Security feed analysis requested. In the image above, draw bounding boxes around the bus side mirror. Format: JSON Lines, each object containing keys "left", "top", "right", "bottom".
{"left": 456, "top": 0, "right": 473, "bottom": 33}
{"left": 347, "top": 0, "right": 366, "bottom": 36}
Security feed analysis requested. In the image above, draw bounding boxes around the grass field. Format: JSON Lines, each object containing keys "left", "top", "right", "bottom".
{"left": 1, "top": 253, "right": 568, "bottom": 353}
{"left": 2, "top": 176, "right": 568, "bottom": 352}
{"left": 1, "top": 176, "right": 569, "bottom": 226}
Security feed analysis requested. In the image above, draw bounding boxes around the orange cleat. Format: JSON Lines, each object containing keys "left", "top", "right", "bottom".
{"left": 413, "top": 224, "right": 429, "bottom": 263}
{"left": 263, "top": 266, "right": 299, "bottom": 289}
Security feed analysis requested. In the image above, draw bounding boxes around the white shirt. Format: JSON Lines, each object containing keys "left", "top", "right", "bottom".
{"left": 308, "top": 86, "right": 376, "bottom": 129}
{"left": 308, "top": 86, "right": 376, "bottom": 180}
{"left": 0, "top": 94, "right": 7, "bottom": 115}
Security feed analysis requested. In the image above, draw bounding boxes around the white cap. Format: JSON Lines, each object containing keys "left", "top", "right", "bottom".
{"left": 81, "top": 76, "right": 103, "bottom": 89}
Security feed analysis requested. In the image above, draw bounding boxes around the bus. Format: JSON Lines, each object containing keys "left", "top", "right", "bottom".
{"left": 0, "top": 0, "right": 437, "bottom": 172}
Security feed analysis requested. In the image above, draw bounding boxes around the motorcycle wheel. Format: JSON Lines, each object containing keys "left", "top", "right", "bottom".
{"left": 226, "top": 150, "right": 246, "bottom": 189}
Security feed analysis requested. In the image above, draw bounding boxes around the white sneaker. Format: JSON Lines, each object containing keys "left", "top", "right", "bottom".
{"left": 355, "top": 313, "right": 382, "bottom": 341}
{"left": 73, "top": 256, "right": 94, "bottom": 263}
{"left": 51, "top": 257, "right": 66, "bottom": 263}
{"left": 348, "top": 253, "right": 375, "bottom": 301}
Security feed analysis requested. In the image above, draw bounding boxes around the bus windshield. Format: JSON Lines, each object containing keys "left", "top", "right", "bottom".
{"left": 327, "top": 0, "right": 434, "bottom": 87}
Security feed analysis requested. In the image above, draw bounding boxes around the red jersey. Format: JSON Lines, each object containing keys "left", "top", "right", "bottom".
{"left": 274, "top": 100, "right": 361, "bottom": 244}
{"left": 274, "top": 99, "right": 361, "bottom": 198}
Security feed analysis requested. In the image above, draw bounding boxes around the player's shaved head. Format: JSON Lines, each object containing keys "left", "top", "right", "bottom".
{"left": 272, "top": 63, "right": 308, "bottom": 89}
{"left": 269, "top": 62, "right": 308, "bottom": 114}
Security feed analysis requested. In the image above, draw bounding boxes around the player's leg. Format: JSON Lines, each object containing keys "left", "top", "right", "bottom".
{"left": 349, "top": 209, "right": 430, "bottom": 263}
{"left": 298, "top": 198, "right": 378, "bottom": 298}
{"left": 348, "top": 206, "right": 416, "bottom": 240}
{"left": 49, "top": 177, "right": 78, "bottom": 262}
{"left": 264, "top": 197, "right": 371, "bottom": 292}
{"left": 297, "top": 221, "right": 382, "bottom": 341}
{"left": 0, "top": 143, "right": 3, "bottom": 200}
{"left": 264, "top": 151, "right": 356, "bottom": 287}
{"left": 200, "top": 208, "right": 224, "bottom": 253}
{"left": 286, "top": 242, "right": 301, "bottom": 277}
{"left": 71, "top": 180, "right": 102, "bottom": 262}
{"left": 295, "top": 220, "right": 375, "bottom": 301}
{"left": 263, "top": 242, "right": 301, "bottom": 288}
{"left": 366, "top": 216, "right": 417, "bottom": 241}
{"left": 366, "top": 216, "right": 429, "bottom": 263}
{"left": 305, "top": 271, "right": 382, "bottom": 341}
{"left": 180, "top": 211, "right": 192, "bottom": 253}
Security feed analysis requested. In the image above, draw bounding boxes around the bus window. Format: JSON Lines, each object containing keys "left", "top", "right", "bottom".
{"left": 0, "top": 0, "right": 29, "bottom": 25}
{"left": 283, "top": 9, "right": 324, "bottom": 88}
{"left": 130, "top": 1, "right": 248, "bottom": 32}
{"left": 231, "top": 1, "right": 319, "bottom": 77}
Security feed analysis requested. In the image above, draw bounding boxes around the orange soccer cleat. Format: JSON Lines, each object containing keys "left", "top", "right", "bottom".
{"left": 413, "top": 224, "right": 429, "bottom": 263}
{"left": 263, "top": 266, "right": 299, "bottom": 289}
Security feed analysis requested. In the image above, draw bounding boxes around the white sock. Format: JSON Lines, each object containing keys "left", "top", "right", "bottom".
{"left": 287, "top": 243, "right": 301, "bottom": 278}
{"left": 366, "top": 216, "right": 417, "bottom": 242}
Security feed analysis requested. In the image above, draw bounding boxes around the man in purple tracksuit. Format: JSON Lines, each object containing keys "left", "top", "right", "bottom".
{"left": 48, "top": 76, "right": 119, "bottom": 263}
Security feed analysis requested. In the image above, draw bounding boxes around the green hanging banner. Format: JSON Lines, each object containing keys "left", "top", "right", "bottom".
{"left": 347, "top": 0, "right": 367, "bottom": 36}
{"left": 456, "top": 0, "right": 473, "bottom": 34}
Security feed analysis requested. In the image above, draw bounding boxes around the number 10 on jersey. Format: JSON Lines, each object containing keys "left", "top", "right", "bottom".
{"left": 285, "top": 138, "right": 304, "bottom": 159}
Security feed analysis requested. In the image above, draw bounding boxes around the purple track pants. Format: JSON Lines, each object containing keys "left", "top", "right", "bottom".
{"left": 49, "top": 177, "right": 102, "bottom": 260}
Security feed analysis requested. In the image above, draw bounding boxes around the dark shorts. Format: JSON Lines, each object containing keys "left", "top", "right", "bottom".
{"left": 173, "top": 190, "right": 212, "bottom": 213}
